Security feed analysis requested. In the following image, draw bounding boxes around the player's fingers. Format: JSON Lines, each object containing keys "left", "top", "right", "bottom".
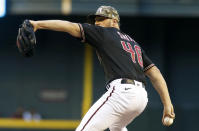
{"left": 167, "top": 113, "right": 175, "bottom": 119}
{"left": 170, "top": 107, "right": 175, "bottom": 119}
{"left": 29, "top": 20, "right": 37, "bottom": 32}
{"left": 167, "top": 106, "right": 175, "bottom": 118}
{"left": 165, "top": 112, "right": 175, "bottom": 119}
{"left": 164, "top": 105, "right": 175, "bottom": 119}
{"left": 162, "top": 110, "right": 174, "bottom": 122}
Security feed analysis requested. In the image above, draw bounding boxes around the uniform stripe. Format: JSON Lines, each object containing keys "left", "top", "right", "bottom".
{"left": 81, "top": 86, "right": 115, "bottom": 131}
{"left": 78, "top": 24, "right": 85, "bottom": 43}
{"left": 144, "top": 64, "right": 155, "bottom": 72}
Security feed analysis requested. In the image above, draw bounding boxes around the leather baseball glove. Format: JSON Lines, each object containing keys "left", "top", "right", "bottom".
{"left": 16, "top": 20, "right": 36, "bottom": 57}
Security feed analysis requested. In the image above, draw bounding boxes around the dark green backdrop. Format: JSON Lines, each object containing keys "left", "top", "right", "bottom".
{"left": 0, "top": 15, "right": 198, "bottom": 131}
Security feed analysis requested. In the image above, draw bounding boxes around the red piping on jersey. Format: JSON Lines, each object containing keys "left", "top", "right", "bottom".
{"left": 80, "top": 86, "right": 115, "bottom": 131}
{"left": 78, "top": 24, "right": 85, "bottom": 43}
{"left": 144, "top": 64, "right": 155, "bottom": 72}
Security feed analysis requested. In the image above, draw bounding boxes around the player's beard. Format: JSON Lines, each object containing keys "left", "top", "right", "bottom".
{"left": 108, "top": 20, "right": 114, "bottom": 27}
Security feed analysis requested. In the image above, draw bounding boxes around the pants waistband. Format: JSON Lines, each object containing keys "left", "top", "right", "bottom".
{"left": 106, "top": 78, "right": 144, "bottom": 90}
{"left": 121, "top": 78, "right": 135, "bottom": 85}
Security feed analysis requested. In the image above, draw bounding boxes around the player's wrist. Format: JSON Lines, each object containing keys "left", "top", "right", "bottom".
{"left": 163, "top": 101, "right": 172, "bottom": 107}
{"left": 29, "top": 20, "right": 38, "bottom": 32}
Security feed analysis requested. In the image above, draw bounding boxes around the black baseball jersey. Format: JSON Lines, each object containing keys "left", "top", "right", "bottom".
{"left": 78, "top": 23, "right": 155, "bottom": 84}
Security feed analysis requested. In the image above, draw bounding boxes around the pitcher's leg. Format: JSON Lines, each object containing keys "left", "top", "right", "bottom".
{"left": 109, "top": 111, "right": 139, "bottom": 131}
{"left": 109, "top": 86, "right": 148, "bottom": 131}
{"left": 76, "top": 87, "right": 117, "bottom": 131}
{"left": 122, "top": 127, "right": 128, "bottom": 131}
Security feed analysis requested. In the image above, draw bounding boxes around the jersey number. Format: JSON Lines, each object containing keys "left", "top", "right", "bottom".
{"left": 121, "top": 41, "right": 143, "bottom": 67}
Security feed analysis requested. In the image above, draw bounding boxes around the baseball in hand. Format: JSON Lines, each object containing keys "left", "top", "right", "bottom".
{"left": 163, "top": 116, "right": 173, "bottom": 126}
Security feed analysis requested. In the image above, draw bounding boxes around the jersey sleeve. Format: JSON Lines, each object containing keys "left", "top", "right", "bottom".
{"left": 142, "top": 50, "right": 155, "bottom": 72}
{"left": 78, "top": 23, "right": 104, "bottom": 47}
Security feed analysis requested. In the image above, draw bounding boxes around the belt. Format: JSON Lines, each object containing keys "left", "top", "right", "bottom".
{"left": 106, "top": 78, "right": 144, "bottom": 90}
{"left": 121, "top": 78, "right": 135, "bottom": 85}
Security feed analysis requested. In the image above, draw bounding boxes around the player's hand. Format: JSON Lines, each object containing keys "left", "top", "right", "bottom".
{"left": 29, "top": 20, "right": 38, "bottom": 32}
{"left": 162, "top": 104, "right": 175, "bottom": 126}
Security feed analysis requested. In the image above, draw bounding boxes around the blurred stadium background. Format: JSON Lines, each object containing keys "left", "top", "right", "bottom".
{"left": 0, "top": 0, "right": 198, "bottom": 131}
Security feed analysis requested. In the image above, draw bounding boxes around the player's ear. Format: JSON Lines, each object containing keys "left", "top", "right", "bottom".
{"left": 113, "top": 19, "right": 117, "bottom": 24}
{"left": 113, "top": 19, "right": 119, "bottom": 27}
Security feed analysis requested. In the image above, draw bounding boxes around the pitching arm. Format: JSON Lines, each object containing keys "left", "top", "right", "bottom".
{"left": 145, "top": 66, "right": 175, "bottom": 126}
{"left": 30, "top": 20, "right": 81, "bottom": 38}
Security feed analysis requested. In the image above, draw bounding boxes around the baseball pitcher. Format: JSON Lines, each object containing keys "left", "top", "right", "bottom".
{"left": 22, "top": 5, "right": 175, "bottom": 131}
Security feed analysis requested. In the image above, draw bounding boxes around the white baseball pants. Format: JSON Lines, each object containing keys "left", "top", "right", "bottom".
{"left": 76, "top": 78, "right": 148, "bottom": 131}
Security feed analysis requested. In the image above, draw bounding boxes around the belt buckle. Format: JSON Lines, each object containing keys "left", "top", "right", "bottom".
{"left": 127, "top": 79, "right": 135, "bottom": 85}
{"left": 121, "top": 78, "right": 135, "bottom": 85}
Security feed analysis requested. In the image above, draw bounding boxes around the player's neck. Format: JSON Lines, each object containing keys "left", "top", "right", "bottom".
{"left": 113, "top": 25, "right": 120, "bottom": 30}
{"left": 112, "top": 23, "right": 120, "bottom": 30}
